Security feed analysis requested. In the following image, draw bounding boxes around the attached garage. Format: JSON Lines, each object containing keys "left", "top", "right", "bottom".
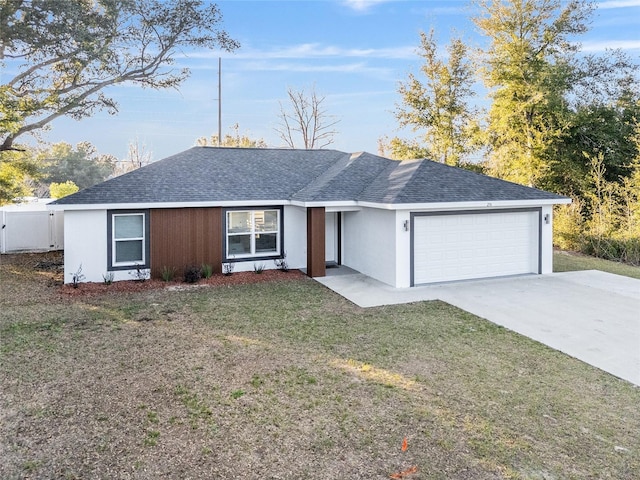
{"left": 411, "top": 209, "right": 541, "bottom": 285}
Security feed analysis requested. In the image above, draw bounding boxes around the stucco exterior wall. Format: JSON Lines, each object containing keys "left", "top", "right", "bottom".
{"left": 282, "top": 205, "right": 307, "bottom": 270}
{"left": 64, "top": 210, "right": 106, "bottom": 283}
{"left": 395, "top": 210, "right": 412, "bottom": 288}
{"left": 64, "top": 209, "right": 151, "bottom": 283}
{"left": 541, "top": 205, "right": 554, "bottom": 274}
{"left": 342, "top": 208, "right": 397, "bottom": 287}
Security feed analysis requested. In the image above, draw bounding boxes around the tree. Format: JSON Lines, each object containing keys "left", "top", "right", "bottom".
{"left": 551, "top": 96, "right": 640, "bottom": 196}
{"left": 473, "top": 0, "right": 594, "bottom": 187}
{"left": 0, "top": 148, "right": 38, "bottom": 204}
{"left": 0, "top": 0, "right": 239, "bottom": 152}
{"left": 197, "top": 123, "right": 267, "bottom": 148}
{"left": 49, "top": 180, "right": 79, "bottom": 199}
{"left": 393, "top": 30, "right": 479, "bottom": 166}
{"left": 113, "top": 138, "right": 153, "bottom": 176}
{"left": 275, "top": 86, "right": 340, "bottom": 149}
{"left": 377, "top": 136, "right": 429, "bottom": 160}
{"left": 38, "top": 142, "right": 116, "bottom": 189}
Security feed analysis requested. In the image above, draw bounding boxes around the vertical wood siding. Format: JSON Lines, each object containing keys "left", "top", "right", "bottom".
{"left": 150, "top": 208, "right": 222, "bottom": 278}
{"left": 306, "top": 207, "right": 326, "bottom": 278}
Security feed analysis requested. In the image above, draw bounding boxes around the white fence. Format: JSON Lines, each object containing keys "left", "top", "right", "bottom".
{"left": 0, "top": 204, "right": 64, "bottom": 253}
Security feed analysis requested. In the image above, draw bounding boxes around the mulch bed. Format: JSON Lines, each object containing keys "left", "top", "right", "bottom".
{"left": 60, "top": 269, "right": 307, "bottom": 296}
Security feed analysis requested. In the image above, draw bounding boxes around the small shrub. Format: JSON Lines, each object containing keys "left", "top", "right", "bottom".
{"left": 222, "top": 262, "right": 234, "bottom": 276}
{"left": 274, "top": 252, "right": 289, "bottom": 272}
{"left": 201, "top": 263, "right": 213, "bottom": 278}
{"left": 184, "top": 265, "right": 202, "bottom": 284}
{"left": 253, "top": 263, "right": 265, "bottom": 274}
{"left": 130, "top": 264, "right": 149, "bottom": 282}
{"left": 71, "top": 264, "right": 85, "bottom": 288}
{"left": 102, "top": 272, "right": 115, "bottom": 285}
{"left": 161, "top": 266, "right": 176, "bottom": 282}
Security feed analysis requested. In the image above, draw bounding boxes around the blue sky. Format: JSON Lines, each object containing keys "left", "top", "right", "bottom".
{"left": 22, "top": 0, "right": 640, "bottom": 160}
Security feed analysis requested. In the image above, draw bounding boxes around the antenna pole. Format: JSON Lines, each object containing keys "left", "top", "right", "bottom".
{"left": 217, "top": 57, "right": 222, "bottom": 147}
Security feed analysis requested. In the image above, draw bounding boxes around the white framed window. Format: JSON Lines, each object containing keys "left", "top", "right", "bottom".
{"left": 110, "top": 212, "right": 147, "bottom": 267}
{"left": 225, "top": 209, "right": 281, "bottom": 259}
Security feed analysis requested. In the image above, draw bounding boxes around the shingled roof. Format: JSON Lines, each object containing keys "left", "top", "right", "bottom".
{"left": 50, "top": 147, "right": 566, "bottom": 206}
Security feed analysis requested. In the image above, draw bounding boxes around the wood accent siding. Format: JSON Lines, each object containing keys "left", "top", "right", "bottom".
{"left": 306, "top": 207, "right": 326, "bottom": 278}
{"left": 150, "top": 208, "right": 222, "bottom": 278}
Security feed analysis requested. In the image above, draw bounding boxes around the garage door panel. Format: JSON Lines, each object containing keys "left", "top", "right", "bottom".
{"left": 413, "top": 210, "right": 539, "bottom": 284}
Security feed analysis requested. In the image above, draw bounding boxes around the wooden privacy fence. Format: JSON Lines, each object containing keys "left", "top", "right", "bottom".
{"left": 0, "top": 207, "right": 63, "bottom": 253}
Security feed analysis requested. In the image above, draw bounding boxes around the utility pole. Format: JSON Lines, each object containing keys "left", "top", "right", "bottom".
{"left": 217, "top": 57, "right": 222, "bottom": 147}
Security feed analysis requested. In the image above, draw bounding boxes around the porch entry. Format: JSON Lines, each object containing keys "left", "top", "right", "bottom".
{"left": 325, "top": 212, "right": 341, "bottom": 265}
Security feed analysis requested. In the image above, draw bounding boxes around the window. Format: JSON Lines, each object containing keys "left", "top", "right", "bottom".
{"left": 225, "top": 208, "right": 281, "bottom": 260}
{"left": 108, "top": 210, "right": 149, "bottom": 270}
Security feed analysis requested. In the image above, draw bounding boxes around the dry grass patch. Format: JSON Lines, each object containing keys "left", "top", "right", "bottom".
{"left": 1, "top": 253, "right": 639, "bottom": 479}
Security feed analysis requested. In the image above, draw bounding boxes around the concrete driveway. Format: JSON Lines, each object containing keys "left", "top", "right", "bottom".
{"left": 315, "top": 270, "right": 640, "bottom": 386}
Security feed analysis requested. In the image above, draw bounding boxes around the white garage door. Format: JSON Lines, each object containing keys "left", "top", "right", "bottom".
{"left": 412, "top": 210, "right": 540, "bottom": 285}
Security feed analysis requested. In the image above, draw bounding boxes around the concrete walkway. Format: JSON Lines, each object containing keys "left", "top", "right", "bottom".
{"left": 315, "top": 270, "right": 640, "bottom": 386}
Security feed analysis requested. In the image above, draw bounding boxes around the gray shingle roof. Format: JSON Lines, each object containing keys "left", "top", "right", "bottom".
{"left": 50, "top": 146, "right": 567, "bottom": 206}
{"left": 358, "top": 155, "right": 564, "bottom": 203}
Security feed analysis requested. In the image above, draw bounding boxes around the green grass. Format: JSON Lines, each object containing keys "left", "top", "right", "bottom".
{"left": 1, "top": 253, "right": 639, "bottom": 479}
{"left": 554, "top": 249, "right": 640, "bottom": 279}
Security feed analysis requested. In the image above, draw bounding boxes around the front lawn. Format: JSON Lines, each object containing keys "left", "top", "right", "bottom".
{"left": 1, "top": 253, "right": 639, "bottom": 479}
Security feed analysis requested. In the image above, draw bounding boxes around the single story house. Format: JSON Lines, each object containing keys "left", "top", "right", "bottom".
{"left": 48, "top": 147, "right": 570, "bottom": 287}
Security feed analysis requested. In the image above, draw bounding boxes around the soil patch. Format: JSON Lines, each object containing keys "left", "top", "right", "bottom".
{"left": 60, "top": 269, "right": 306, "bottom": 297}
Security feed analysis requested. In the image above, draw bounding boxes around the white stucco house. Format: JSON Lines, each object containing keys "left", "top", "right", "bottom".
{"left": 48, "top": 147, "right": 570, "bottom": 287}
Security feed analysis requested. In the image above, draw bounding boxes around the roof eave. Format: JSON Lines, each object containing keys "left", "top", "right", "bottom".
{"left": 48, "top": 197, "right": 571, "bottom": 212}
{"left": 357, "top": 197, "right": 571, "bottom": 211}
{"left": 47, "top": 199, "right": 292, "bottom": 211}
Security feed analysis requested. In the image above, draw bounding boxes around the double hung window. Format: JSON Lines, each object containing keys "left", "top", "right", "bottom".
{"left": 226, "top": 209, "right": 281, "bottom": 259}
{"left": 108, "top": 211, "right": 149, "bottom": 269}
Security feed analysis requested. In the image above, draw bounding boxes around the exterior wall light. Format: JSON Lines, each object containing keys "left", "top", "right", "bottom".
{"left": 403, "top": 220, "right": 409, "bottom": 231}
{"left": 544, "top": 214, "right": 550, "bottom": 224}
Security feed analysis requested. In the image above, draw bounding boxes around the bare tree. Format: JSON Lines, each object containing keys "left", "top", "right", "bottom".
{"left": 114, "top": 138, "right": 153, "bottom": 176}
{"left": 275, "top": 86, "right": 340, "bottom": 149}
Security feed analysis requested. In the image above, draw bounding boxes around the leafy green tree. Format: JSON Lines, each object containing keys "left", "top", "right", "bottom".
{"left": 473, "top": 0, "right": 594, "bottom": 187}
{"left": 197, "top": 123, "right": 267, "bottom": 148}
{"left": 551, "top": 96, "right": 640, "bottom": 196}
{"left": 49, "top": 180, "right": 79, "bottom": 199}
{"left": 39, "top": 142, "right": 116, "bottom": 189}
{"left": 619, "top": 121, "right": 640, "bottom": 237}
{"left": 394, "top": 30, "right": 478, "bottom": 166}
{"left": 0, "top": 148, "right": 38, "bottom": 204}
{"left": 0, "top": 0, "right": 239, "bottom": 152}
{"left": 377, "top": 136, "right": 429, "bottom": 160}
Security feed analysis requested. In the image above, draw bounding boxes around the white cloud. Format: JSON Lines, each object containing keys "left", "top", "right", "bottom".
{"left": 341, "top": 0, "right": 394, "bottom": 12}
{"left": 236, "top": 60, "right": 393, "bottom": 77}
{"left": 185, "top": 43, "right": 416, "bottom": 61}
{"left": 581, "top": 39, "right": 640, "bottom": 51}
{"left": 597, "top": 0, "right": 640, "bottom": 8}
